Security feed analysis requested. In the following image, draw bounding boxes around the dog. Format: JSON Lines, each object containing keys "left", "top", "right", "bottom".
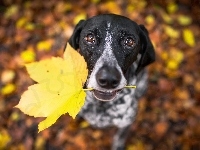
{"left": 68, "top": 14, "right": 155, "bottom": 150}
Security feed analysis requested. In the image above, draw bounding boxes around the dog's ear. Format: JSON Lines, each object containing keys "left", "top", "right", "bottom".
{"left": 136, "top": 25, "right": 155, "bottom": 74}
{"left": 68, "top": 20, "right": 86, "bottom": 50}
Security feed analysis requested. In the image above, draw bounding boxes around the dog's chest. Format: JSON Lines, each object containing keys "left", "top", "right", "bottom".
{"left": 79, "top": 88, "right": 138, "bottom": 128}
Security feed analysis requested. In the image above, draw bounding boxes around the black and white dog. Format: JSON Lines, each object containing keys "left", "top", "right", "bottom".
{"left": 68, "top": 14, "right": 155, "bottom": 150}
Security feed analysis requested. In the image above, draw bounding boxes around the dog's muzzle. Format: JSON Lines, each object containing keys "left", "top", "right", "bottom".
{"left": 92, "top": 65, "right": 122, "bottom": 101}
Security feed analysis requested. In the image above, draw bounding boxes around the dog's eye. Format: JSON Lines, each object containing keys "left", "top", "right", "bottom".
{"left": 84, "top": 34, "right": 96, "bottom": 44}
{"left": 125, "top": 37, "right": 135, "bottom": 47}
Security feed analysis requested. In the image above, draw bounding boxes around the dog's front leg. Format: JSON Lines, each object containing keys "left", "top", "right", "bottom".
{"left": 112, "top": 126, "right": 130, "bottom": 150}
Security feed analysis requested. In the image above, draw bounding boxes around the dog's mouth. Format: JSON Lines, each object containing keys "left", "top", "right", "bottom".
{"left": 92, "top": 89, "right": 122, "bottom": 101}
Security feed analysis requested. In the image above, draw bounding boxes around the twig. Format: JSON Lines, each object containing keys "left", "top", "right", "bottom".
{"left": 83, "top": 85, "right": 136, "bottom": 91}
{"left": 83, "top": 88, "right": 93, "bottom": 91}
{"left": 124, "top": 85, "right": 137, "bottom": 88}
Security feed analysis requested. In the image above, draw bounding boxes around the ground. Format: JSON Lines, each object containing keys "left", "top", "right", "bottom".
{"left": 0, "top": 0, "right": 200, "bottom": 150}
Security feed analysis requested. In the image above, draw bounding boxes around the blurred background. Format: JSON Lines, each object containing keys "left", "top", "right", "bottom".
{"left": 0, "top": 0, "right": 200, "bottom": 149}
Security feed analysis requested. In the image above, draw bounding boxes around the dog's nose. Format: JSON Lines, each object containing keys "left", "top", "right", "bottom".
{"left": 96, "top": 66, "right": 121, "bottom": 89}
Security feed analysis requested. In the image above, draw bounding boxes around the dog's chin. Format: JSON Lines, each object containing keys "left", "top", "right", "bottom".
{"left": 92, "top": 89, "right": 121, "bottom": 101}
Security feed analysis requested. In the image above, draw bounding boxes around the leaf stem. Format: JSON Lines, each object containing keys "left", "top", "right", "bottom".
{"left": 83, "top": 88, "right": 93, "bottom": 91}
{"left": 83, "top": 85, "right": 136, "bottom": 91}
{"left": 124, "top": 85, "right": 137, "bottom": 88}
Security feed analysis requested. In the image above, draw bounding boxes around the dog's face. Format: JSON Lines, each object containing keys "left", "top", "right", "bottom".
{"left": 69, "top": 14, "right": 155, "bottom": 101}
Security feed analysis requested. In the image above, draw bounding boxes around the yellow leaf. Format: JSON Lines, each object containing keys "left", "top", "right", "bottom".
{"left": 183, "top": 29, "right": 195, "bottom": 47}
{"left": 73, "top": 13, "right": 87, "bottom": 25}
{"left": 177, "top": 15, "right": 192, "bottom": 26}
{"left": 64, "top": 43, "right": 88, "bottom": 85}
{"left": 38, "top": 90, "right": 86, "bottom": 132}
{"left": 161, "top": 51, "right": 168, "bottom": 61}
{"left": 127, "top": 140, "right": 145, "bottom": 150}
{"left": 163, "top": 48, "right": 184, "bottom": 78}
{"left": 145, "top": 15, "right": 155, "bottom": 25}
{"left": 126, "top": 5, "right": 135, "bottom": 13}
{"left": 16, "top": 43, "right": 88, "bottom": 132}
{"left": 10, "top": 111, "right": 20, "bottom": 121}
{"left": 34, "top": 136, "right": 45, "bottom": 149}
{"left": 55, "top": 2, "right": 72, "bottom": 13}
{"left": 25, "top": 22, "right": 35, "bottom": 31}
{"left": 1, "top": 83, "right": 16, "bottom": 95}
{"left": 170, "top": 48, "right": 184, "bottom": 63}
{"left": 100, "top": 1, "right": 121, "bottom": 15}
{"left": 80, "top": 121, "right": 90, "bottom": 128}
{"left": 167, "top": 2, "right": 178, "bottom": 14}
{"left": 16, "top": 17, "right": 28, "bottom": 28}
{"left": 160, "top": 11, "right": 173, "bottom": 24}
{"left": 4, "top": 5, "right": 18, "bottom": 18}
{"left": 167, "top": 60, "right": 179, "bottom": 70}
{"left": 37, "top": 40, "right": 53, "bottom": 51}
{"left": 126, "top": 0, "right": 146, "bottom": 12}
{"left": 0, "top": 129, "right": 11, "bottom": 149}
{"left": 20, "top": 46, "right": 36, "bottom": 63}
{"left": 164, "top": 26, "right": 180, "bottom": 39}
{"left": 163, "top": 48, "right": 184, "bottom": 70}
{"left": 16, "top": 80, "right": 78, "bottom": 117}
{"left": 91, "top": 0, "right": 100, "bottom": 3}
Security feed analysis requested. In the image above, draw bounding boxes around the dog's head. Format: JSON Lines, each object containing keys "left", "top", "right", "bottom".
{"left": 68, "top": 14, "right": 155, "bottom": 101}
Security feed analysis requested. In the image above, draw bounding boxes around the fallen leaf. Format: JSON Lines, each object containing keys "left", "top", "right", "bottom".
{"left": 160, "top": 11, "right": 173, "bottom": 24}
{"left": 183, "top": 74, "right": 194, "bottom": 85}
{"left": 167, "top": 2, "right": 178, "bottom": 14}
{"left": 80, "top": 121, "right": 90, "bottom": 128}
{"left": 73, "top": 13, "right": 87, "bottom": 25}
{"left": 34, "top": 135, "right": 45, "bottom": 149}
{"left": 36, "top": 40, "right": 53, "bottom": 51}
{"left": 194, "top": 80, "right": 200, "bottom": 92}
{"left": 1, "top": 69, "right": 15, "bottom": 83}
{"left": 20, "top": 46, "right": 36, "bottom": 63}
{"left": 177, "top": 15, "right": 192, "bottom": 26}
{"left": 10, "top": 111, "right": 20, "bottom": 121}
{"left": 15, "top": 43, "right": 88, "bottom": 132}
{"left": 183, "top": 28, "right": 195, "bottom": 47}
{"left": 100, "top": 1, "right": 121, "bottom": 15}
{"left": 73, "top": 133, "right": 87, "bottom": 150}
{"left": 154, "top": 121, "right": 169, "bottom": 137}
{"left": 145, "top": 15, "right": 155, "bottom": 25}
{"left": 127, "top": 140, "right": 145, "bottom": 150}
{"left": 161, "top": 51, "right": 168, "bottom": 60}
{"left": 91, "top": 0, "right": 100, "bottom": 4}
{"left": 161, "top": 48, "right": 184, "bottom": 78}
{"left": 174, "top": 88, "right": 190, "bottom": 101}
{"left": 4, "top": 5, "right": 19, "bottom": 18}
{"left": 164, "top": 25, "right": 180, "bottom": 39}
{"left": 126, "top": 0, "right": 147, "bottom": 12}
{"left": 16, "top": 17, "right": 28, "bottom": 28}
{"left": 92, "top": 130, "right": 102, "bottom": 139}
{"left": 1, "top": 83, "right": 16, "bottom": 95}
{"left": 0, "top": 129, "right": 11, "bottom": 149}
{"left": 169, "top": 48, "right": 184, "bottom": 64}
{"left": 25, "top": 22, "right": 35, "bottom": 31}
{"left": 55, "top": 1, "right": 72, "bottom": 13}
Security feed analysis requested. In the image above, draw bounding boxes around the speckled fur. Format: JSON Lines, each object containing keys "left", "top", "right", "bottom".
{"left": 79, "top": 56, "right": 147, "bottom": 128}
{"left": 68, "top": 14, "right": 155, "bottom": 150}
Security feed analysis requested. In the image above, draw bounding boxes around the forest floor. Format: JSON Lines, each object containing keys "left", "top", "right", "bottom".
{"left": 0, "top": 0, "right": 200, "bottom": 150}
